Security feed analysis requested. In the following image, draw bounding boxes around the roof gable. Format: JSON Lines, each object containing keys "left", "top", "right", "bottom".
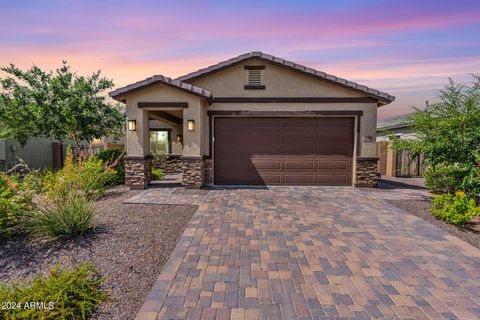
{"left": 109, "top": 75, "right": 213, "bottom": 103}
{"left": 177, "top": 51, "right": 394, "bottom": 104}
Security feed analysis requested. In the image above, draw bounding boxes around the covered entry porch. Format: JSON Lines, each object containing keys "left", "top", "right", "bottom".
{"left": 109, "top": 75, "right": 213, "bottom": 189}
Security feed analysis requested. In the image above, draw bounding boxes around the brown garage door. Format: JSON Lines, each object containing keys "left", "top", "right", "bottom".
{"left": 214, "top": 117, "right": 354, "bottom": 185}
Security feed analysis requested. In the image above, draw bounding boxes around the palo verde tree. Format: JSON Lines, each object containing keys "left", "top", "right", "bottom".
{"left": 0, "top": 62, "right": 124, "bottom": 149}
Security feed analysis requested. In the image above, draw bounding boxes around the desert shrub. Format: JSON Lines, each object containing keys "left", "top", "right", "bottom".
{"left": 430, "top": 191, "right": 480, "bottom": 225}
{"left": 43, "top": 147, "right": 117, "bottom": 199}
{"left": 23, "top": 188, "right": 96, "bottom": 240}
{"left": 151, "top": 168, "right": 164, "bottom": 180}
{"left": 424, "top": 164, "right": 470, "bottom": 194}
{"left": 0, "top": 262, "right": 107, "bottom": 319}
{"left": 0, "top": 174, "right": 33, "bottom": 238}
{"left": 93, "top": 149, "right": 125, "bottom": 185}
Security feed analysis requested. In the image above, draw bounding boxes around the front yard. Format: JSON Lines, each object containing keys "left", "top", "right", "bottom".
{"left": 0, "top": 186, "right": 196, "bottom": 319}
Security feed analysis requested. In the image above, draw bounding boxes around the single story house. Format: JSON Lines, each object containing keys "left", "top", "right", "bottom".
{"left": 109, "top": 52, "right": 395, "bottom": 189}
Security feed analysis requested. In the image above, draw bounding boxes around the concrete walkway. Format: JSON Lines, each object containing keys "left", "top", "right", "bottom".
{"left": 131, "top": 185, "right": 480, "bottom": 320}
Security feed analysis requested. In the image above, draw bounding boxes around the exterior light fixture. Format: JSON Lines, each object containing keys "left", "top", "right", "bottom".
{"left": 187, "top": 120, "right": 195, "bottom": 131}
{"left": 127, "top": 120, "right": 136, "bottom": 131}
{"left": 176, "top": 134, "right": 183, "bottom": 143}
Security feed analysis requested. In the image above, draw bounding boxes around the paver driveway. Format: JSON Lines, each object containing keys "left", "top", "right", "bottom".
{"left": 130, "top": 186, "right": 480, "bottom": 320}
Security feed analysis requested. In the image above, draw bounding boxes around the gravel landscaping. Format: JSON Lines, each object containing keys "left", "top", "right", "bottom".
{"left": 386, "top": 198, "right": 480, "bottom": 250}
{"left": 0, "top": 186, "right": 197, "bottom": 320}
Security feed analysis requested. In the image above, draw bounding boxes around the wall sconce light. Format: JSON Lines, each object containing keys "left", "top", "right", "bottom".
{"left": 176, "top": 134, "right": 183, "bottom": 143}
{"left": 187, "top": 120, "right": 195, "bottom": 131}
{"left": 127, "top": 120, "right": 136, "bottom": 131}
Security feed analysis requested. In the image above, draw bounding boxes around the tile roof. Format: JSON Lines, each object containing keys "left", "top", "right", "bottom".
{"left": 377, "top": 113, "right": 413, "bottom": 130}
{"left": 109, "top": 75, "right": 213, "bottom": 103}
{"left": 177, "top": 51, "right": 395, "bottom": 104}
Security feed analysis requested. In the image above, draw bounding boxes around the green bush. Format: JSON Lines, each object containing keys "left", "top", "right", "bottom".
{"left": 430, "top": 191, "right": 480, "bottom": 225}
{"left": 0, "top": 174, "right": 33, "bottom": 238}
{"left": 424, "top": 164, "right": 469, "bottom": 194}
{"left": 93, "top": 149, "right": 125, "bottom": 185}
{"left": 151, "top": 168, "right": 164, "bottom": 180}
{"left": 0, "top": 263, "right": 107, "bottom": 319}
{"left": 23, "top": 188, "right": 96, "bottom": 240}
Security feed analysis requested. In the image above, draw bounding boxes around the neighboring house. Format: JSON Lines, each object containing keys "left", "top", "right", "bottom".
{"left": 376, "top": 114, "right": 425, "bottom": 177}
{"left": 109, "top": 51, "right": 395, "bottom": 189}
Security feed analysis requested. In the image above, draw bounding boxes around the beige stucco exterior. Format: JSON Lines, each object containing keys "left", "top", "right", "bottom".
{"left": 124, "top": 84, "right": 206, "bottom": 157}
{"left": 191, "top": 59, "right": 377, "bottom": 158}
{"left": 122, "top": 58, "right": 379, "bottom": 159}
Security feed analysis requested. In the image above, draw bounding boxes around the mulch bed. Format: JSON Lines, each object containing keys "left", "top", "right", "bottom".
{"left": 0, "top": 186, "right": 197, "bottom": 320}
{"left": 386, "top": 198, "right": 480, "bottom": 250}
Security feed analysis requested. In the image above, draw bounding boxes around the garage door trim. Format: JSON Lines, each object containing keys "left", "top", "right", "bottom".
{"left": 210, "top": 112, "right": 360, "bottom": 186}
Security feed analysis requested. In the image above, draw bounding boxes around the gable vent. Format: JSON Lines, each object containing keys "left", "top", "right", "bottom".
{"left": 248, "top": 69, "right": 262, "bottom": 85}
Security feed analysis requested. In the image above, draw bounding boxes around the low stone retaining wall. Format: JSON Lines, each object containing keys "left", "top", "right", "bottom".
{"left": 154, "top": 155, "right": 183, "bottom": 173}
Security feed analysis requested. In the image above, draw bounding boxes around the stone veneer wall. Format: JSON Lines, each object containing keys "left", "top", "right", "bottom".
{"left": 125, "top": 156, "right": 152, "bottom": 190}
{"left": 355, "top": 157, "right": 378, "bottom": 187}
{"left": 155, "top": 155, "right": 183, "bottom": 174}
{"left": 182, "top": 158, "right": 205, "bottom": 188}
{"left": 204, "top": 159, "right": 213, "bottom": 184}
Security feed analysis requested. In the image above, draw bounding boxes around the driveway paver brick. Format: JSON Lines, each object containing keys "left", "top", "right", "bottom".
{"left": 130, "top": 186, "right": 480, "bottom": 319}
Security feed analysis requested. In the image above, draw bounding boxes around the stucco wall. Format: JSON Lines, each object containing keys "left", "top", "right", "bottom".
{"left": 0, "top": 138, "right": 54, "bottom": 171}
{"left": 125, "top": 84, "right": 205, "bottom": 157}
{"left": 122, "top": 58, "right": 382, "bottom": 159}
{"left": 189, "top": 59, "right": 365, "bottom": 98}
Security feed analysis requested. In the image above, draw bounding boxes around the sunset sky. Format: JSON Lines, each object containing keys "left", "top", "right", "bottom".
{"left": 1, "top": 0, "right": 479, "bottom": 119}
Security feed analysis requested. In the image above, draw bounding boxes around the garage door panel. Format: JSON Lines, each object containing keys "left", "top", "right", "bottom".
{"left": 215, "top": 118, "right": 248, "bottom": 128}
{"left": 249, "top": 118, "right": 283, "bottom": 127}
{"left": 216, "top": 131, "right": 250, "bottom": 143}
{"left": 252, "top": 159, "right": 282, "bottom": 170}
{"left": 284, "top": 143, "right": 315, "bottom": 156}
{"left": 284, "top": 160, "right": 315, "bottom": 170}
{"left": 250, "top": 144, "right": 283, "bottom": 156}
{"left": 316, "top": 143, "right": 351, "bottom": 155}
{"left": 284, "top": 118, "right": 316, "bottom": 127}
{"left": 284, "top": 174, "right": 315, "bottom": 185}
{"left": 317, "top": 118, "right": 352, "bottom": 127}
{"left": 214, "top": 117, "right": 353, "bottom": 186}
{"left": 257, "top": 173, "right": 282, "bottom": 184}
{"left": 316, "top": 160, "right": 349, "bottom": 170}
{"left": 216, "top": 173, "right": 263, "bottom": 185}
{"left": 315, "top": 173, "right": 349, "bottom": 185}
{"left": 215, "top": 144, "right": 251, "bottom": 156}
{"left": 284, "top": 130, "right": 315, "bottom": 143}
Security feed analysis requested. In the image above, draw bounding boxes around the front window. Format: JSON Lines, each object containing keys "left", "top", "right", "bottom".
{"left": 150, "top": 130, "right": 170, "bottom": 154}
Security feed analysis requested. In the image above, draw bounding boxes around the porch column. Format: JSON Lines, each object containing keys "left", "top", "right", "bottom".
{"left": 181, "top": 100, "right": 205, "bottom": 188}
{"left": 125, "top": 108, "right": 151, "bottom": 189}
